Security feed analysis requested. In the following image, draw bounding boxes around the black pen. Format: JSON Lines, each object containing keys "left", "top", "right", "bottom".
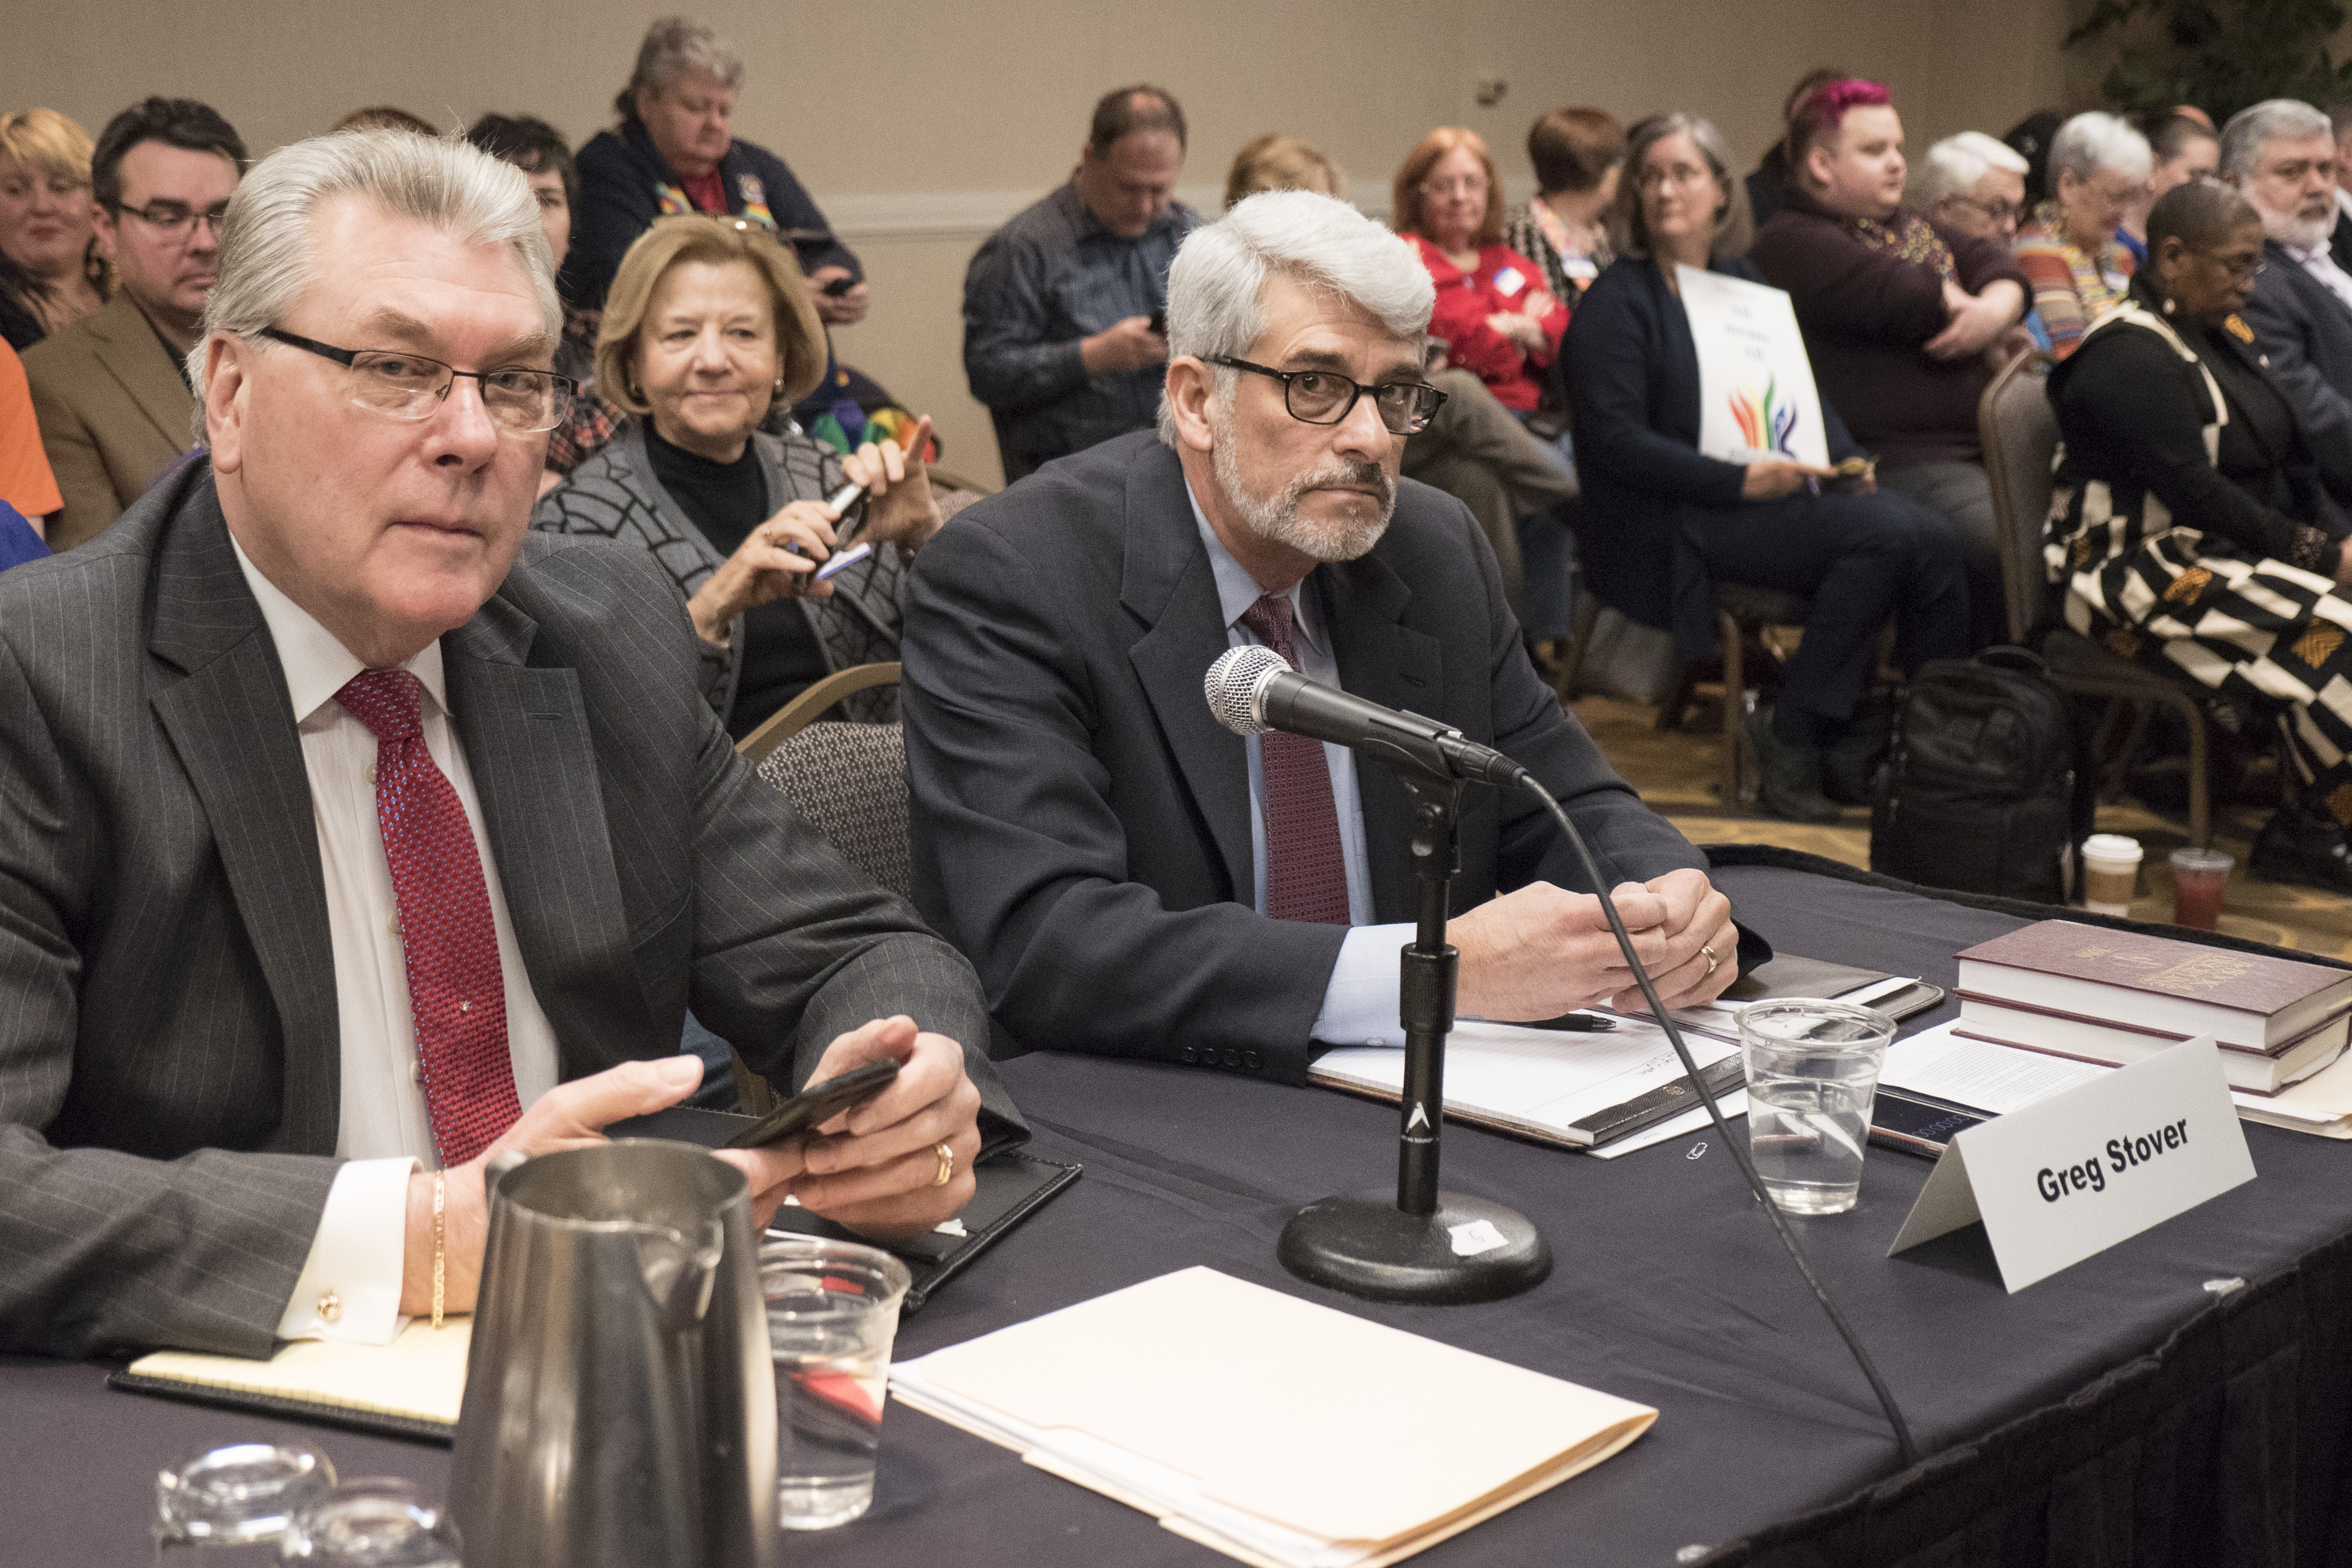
{"left": 1525, "top": 1012, "right": 1616, "bottom": 1034}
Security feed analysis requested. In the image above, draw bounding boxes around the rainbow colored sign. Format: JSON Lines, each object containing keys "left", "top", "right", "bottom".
{"left": 1728, "top": 379, "right": 1803, "bottom": 458}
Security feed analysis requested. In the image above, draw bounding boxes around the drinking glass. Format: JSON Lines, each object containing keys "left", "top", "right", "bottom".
{"left": 278, "top": 1478, "right": 461, "bottom": 1565}
{"left": 1738, "top": 998, "right": 1897, "bottom": 1215}
{"left": 153, "top": 1443, "right": 335, "bottom": 1562}
{"left": 759, "top": 1236, "right": 912, "bottom": 1530}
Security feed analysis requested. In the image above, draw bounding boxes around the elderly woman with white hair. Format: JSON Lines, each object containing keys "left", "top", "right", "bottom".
{"left": 2013, "top": 112, "right": 2151, "bottom": 359}
{"left": 562, "top": 16, "right": 865, "bottom": 328}
{"left": 1917, "top": 130, "right": 2030, "bottom": 247}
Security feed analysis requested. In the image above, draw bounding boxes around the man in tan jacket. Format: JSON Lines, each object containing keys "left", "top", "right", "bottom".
{"left": 25, "top": 98, "right": 243, "bottom": 551}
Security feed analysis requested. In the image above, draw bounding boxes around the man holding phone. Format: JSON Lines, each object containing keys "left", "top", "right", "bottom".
{"left": 0, "top": 133, "right": 1020, "bottom": 1362}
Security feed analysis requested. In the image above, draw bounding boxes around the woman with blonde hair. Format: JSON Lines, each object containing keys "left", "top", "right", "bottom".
{"left": 534, "top": 215, "right": 945, "bottom": 734}
{"left": 1223, "top": 133, "right": 1345, "bottom": 208}
{"left": 0, "top": 109, "right": 106, "bottom": 348}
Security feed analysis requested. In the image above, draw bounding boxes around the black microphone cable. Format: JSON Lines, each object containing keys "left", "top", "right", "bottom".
{"left": 1518, "top": 774, "right": 1921, "bottom": 1471}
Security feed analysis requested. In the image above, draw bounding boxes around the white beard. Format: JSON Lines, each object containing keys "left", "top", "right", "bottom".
{"left": 2259, "top": 204, "right": 2333, "bottom": 252}
{"left": 1209, "top": 400, "right": 1396, "bottom": 564}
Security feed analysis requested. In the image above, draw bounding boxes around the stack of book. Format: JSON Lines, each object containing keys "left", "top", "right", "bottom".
{"left": 1953, "top": 921, "right": 2352, "bottom": 1096}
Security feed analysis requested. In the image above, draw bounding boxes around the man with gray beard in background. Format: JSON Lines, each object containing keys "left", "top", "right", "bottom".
{"left": 2229, "top": 99, "right": 2352, "bottom": 507}
{"left": 902, "top": 190, "right": 1756, "bottom": 1082}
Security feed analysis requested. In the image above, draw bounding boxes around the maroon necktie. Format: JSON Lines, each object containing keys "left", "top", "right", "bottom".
{"left": 336, "top": 670, "right": 521, "bottom": 1168}
{"left": 1240, "top": 594, "right": 1352, "bottom": 925}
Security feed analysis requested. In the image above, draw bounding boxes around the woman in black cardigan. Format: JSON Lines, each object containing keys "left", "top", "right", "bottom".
{"left": 1564, "top": 111, "right": 1969, "bottom": 822}
{"left": 2049, "top": 178, "right": 2352, "bottom": 889}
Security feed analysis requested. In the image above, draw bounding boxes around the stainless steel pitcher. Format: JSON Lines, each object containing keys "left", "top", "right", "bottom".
{"left": 449, "top": 1140, "right": 777, "bottom": 1568}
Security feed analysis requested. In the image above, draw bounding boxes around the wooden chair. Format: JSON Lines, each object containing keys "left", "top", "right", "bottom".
{"left": 736, "top": 662, "right": 903, "bottom": 765}
{"left": 1978, "top": 350, "right": 2216, "bottom": 848}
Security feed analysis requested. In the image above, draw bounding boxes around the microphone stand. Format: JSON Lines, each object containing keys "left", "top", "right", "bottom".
{"left": 1277, "top": 773, "right": 1550, "bottom": 1304}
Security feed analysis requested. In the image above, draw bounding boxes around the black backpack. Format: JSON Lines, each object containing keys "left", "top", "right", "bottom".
{"left": 1871, "top": 647, "right": 2076, "bottom": 903}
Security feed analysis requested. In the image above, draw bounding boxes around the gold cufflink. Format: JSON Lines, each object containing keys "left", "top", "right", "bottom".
{"left": 318, "top": 1291, "right": 341, "bottom": 1324}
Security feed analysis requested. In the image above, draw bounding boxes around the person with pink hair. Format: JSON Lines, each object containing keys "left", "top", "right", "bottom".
{"left": 1750, "top": 80, "right": 2030, "bottom": 649}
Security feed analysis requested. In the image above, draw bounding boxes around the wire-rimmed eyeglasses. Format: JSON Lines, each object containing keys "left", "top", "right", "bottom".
{"left": 259, "top": 327, "right": 576, "bottom": 434}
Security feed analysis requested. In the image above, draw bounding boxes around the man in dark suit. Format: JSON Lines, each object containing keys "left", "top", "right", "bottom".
{"left": 904, "top": 191, "right": 1749, "bottom": 1082}
{"left": 0, "top": 131, "right": 1014, "bottom": 1361}
{"left": 2326, "top": 103, "right": 2352, "bottom": 275}
{"left": 2226, "top": 100, "right": 2352, "bottom": 507}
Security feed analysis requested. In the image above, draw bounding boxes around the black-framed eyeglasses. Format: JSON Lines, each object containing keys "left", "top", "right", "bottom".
{"left": 259, "top": 328, "right": 577, "bottom": 434}
{"left": 114, "top": 201, "right": 231, "bottom": 239}
{"left": 1206, "top": 356, "right": 1447, "bottom": 434}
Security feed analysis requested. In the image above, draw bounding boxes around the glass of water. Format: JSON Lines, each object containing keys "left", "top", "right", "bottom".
{"left": 154, "top": 1443, "right": 336, "bottom": 1562}
{"left": 1738, "top": 998, "right": 1896, "bottom": 1215}
{"left": 759, "top": 1236, "right": 913, "bottom": 1530}
{"left": 278, "top": 1478, "right": 461, "bottom": 1565}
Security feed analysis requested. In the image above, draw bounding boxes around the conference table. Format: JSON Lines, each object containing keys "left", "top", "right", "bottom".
{"left": 11, "top": 850, "right": 2352, "bottom": 1566}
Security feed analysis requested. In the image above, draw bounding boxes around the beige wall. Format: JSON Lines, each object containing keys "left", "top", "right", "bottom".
{"left": 9, "top": 0, "right": 2080, "bottom": 486}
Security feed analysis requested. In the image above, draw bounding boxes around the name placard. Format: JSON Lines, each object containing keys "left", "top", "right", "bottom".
{"left": 1887, "top": 1036, "right": 2254, "bottom": 1291}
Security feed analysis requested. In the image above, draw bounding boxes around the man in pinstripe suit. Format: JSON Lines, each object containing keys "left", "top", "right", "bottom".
{"left": 0, "top": 132, "right": 1017, "bottom": 1360}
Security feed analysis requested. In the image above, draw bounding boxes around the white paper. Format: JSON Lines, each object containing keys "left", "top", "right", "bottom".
{"left": 1313, "top": 1018, "right": 1735, "bottom": 1145}
{"left": 1677, "top": 264, "right": 1831, "bottom": 469}
{"left": 1878, "top": 1021, "right": 2109, "bottom": 1114}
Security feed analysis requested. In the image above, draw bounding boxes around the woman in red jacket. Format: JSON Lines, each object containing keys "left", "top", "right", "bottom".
{"left": 1393, "top": 128, "right": 1569, "bottom": 414}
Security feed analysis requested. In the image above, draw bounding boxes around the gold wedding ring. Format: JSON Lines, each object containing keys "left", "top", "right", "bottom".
{"left": 932, "top": 1141, "right": 955, "bottom": 1187}
{"left": 1701, "top": 942, "right": 1719, "bottom": 978}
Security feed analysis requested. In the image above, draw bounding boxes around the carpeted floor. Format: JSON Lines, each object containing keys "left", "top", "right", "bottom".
{"left": 1570, "top": 692, "right": 2352, "bottom": 962}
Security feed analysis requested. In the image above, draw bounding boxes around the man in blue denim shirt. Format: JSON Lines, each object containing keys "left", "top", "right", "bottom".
{"left": 963, "top": 86, "right": 1200, "bottom": 480}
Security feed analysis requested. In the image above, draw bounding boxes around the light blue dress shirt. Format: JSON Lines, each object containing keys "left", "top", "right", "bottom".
{"left": 1186, "top": 486, "right": 1414, "bottom": 1047}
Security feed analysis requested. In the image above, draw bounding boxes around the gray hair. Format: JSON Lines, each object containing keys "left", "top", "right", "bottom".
{"left": 1608, "top": 112, "right": 1754, "bottom": 261}
{"left": 618, "top": 16, "right": 744, "bottom": 119}
{"left": 2220, "top": 99, "right": 2333, "bottom": 182}
{"left": 189, "top": 130, "right": 557, "bottom": 417}
{"left": 1916, "top": 130, "right": 2028, "bottom": 204}
{"left": 2049, "top": 112, "right": 2151, "bottom": 187}
{"left": 1156, "top": 190, "right": 1433, "bottom": 446}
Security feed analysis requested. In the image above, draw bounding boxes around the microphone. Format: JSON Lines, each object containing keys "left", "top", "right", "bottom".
{"left": 1203, "top": 645, "right": 1527, "bottom": 789}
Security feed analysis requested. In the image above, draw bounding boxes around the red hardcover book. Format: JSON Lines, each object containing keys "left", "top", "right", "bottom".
{"left": 1955, "top": 921, "right": 2352, "bottom": 1051}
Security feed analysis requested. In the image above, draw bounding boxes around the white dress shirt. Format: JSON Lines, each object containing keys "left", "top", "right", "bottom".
{"left": 1185, "top": 487, "right": 1416, "bottom": 1047}
{"left": 2285, "top": 235, "right": 2352, "bottom": 316}
{"left": 230, "top": 538, "right": 562, "bottom": 1344}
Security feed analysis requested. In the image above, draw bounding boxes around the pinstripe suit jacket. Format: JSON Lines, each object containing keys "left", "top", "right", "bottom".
{"left": 0, "top": 457, "right": 1019, "bottom": 1360}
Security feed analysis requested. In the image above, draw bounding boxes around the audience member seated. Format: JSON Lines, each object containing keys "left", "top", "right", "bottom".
{"left": 25, "top": 97, "right": 242, "bottom": 551}
{"left": 1393, "top": 128, "right": 1567, "bottom": 419}
{"left": 963, "top": 85, "right": 1197, "bottom": 482}
{"left": 904, "top": 190, "right": 1757, "bottom": 1075}
{"left": 0, "top": 130, "right": 1015, "bottom": 1361}
{"left": 1746, "top": 67, "right": 1846, "bottom": 228}
{"left": 2047, "top": 180, "right": 2352, "bottom": 892}
{"left": 1225, "top": 133, "right": 1344, "bottom": 204}
{"left": 2119, "top": 111, "right": 2218, "bottom": 264}
{"left": 2228, "top": 100, "right": 2352, "bottom": 510}
{"left": 564, "top": 17, "right": 863, "bottom": 338}
{"left": 2330, "top": 103, "right": 2352, "bottom": 272}
{"left": 2013, "top": 113, "right": 2148, "bottom": 360}
{"left": 1918, "top": 131, "right": 2028, "bottom": 247}
{"left": 467, "top": 113, "right": 621, "bottom": 486}
{"left": 0, "top": 338, "right": 60, "bottom": 532}
{"left": 1751, "top": 79, "right": 2027, "bottom": 650}
{"left": 534, "top": 215, "right": 943, "bottom": 739}
{"left": 1503, "top": 106, "right": 1625, "bottom": 307}
{"left": 0, "top": 110, "right": 105, "bottom": 349}
{"left": 330, "top": 106, "right": 438, "bottom": 136}
{"left": 1394, "top": 126, "right": 1581, "bottom": 641}
{"left": 2004, "top": 109, "right": 2065, "bottom": 208}
{"left": 1566, "top": 113, "right": 1968, "bottom": 824}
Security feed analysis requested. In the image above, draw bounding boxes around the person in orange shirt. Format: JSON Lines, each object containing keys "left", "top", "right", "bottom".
{"left": 0, "top": 337, "right": 59, "bottom": 540}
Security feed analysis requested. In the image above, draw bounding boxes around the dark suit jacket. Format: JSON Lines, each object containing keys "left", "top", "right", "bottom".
{"left": 2329, "top": 206, "right": 2352, "bottom": 278}
{"left": 902, "top": 432, "right": 1726, "bottom": 1083}
{"left": 21, "top": 290, "right": 197, "bottom": 551}
{"left": 0, "top": 459, "right": 1020, "bottom": 1361}
{"left": 2239, "top": 238, "right": 2352, "bottom": 508}
{"left": 1564, "top": 255, "right": 1867, "bottom": 656}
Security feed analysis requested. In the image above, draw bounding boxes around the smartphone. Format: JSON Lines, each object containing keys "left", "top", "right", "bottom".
{"left": 1868, "top": 1087, "right": 1987, "bottom": 1159}
{"left": 814, "top": 540, "right": 875, "bottom": 581}
{"left": 821, "top": 274, "right": 857, "bottom": 298}
{"left": 723, "top": 1059, "right": 900, "bottom": 1150}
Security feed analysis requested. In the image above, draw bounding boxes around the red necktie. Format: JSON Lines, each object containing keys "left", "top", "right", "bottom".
{"left": 336, "top": 670, "right": 521, "bottom": 1168}
{"left": 1239, "top": 594, "right": 1352, "bottom": 925}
